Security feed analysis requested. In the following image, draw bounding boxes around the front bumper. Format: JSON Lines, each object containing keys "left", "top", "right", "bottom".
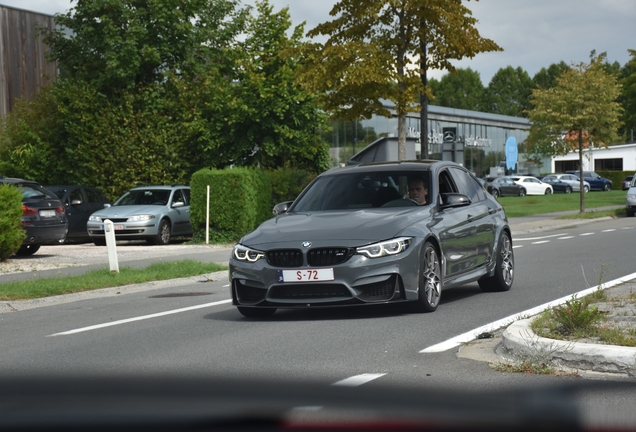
{"left": 229, "top": 245, "right": 422, "bottom": 309}
{"left": 87, "top": 221, "right": 158, "bottom": 240}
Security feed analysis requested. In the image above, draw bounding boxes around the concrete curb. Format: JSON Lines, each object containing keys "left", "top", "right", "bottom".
{"left": 502, "top": 319, "right": 636, "bottom": 378}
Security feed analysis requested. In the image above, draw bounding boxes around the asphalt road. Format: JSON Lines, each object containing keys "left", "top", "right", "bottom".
{"left": 1, "top": 215, "right": 635, "bottom": 428}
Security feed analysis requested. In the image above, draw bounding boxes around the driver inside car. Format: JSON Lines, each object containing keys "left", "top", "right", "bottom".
{"left": 408, "top": 177, "right": 429, "bottom": 205}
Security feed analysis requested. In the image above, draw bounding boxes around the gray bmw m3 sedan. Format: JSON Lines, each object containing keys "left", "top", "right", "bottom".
{"left": 230, "top": 160, "right": 514, "bottom": 317}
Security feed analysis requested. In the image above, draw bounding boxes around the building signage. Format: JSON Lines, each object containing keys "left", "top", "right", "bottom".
{"left": 505, "top": 136, "right": 518, "bottom": 170}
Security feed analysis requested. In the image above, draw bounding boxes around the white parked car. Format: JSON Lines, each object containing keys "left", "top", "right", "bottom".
{"left": 627, "top": 176, "right": 636, "bottom": 217}
{"left": 510, "top": 176, "right": 554, "bottom": 195}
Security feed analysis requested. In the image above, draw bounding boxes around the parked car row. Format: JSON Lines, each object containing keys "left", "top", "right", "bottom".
{"left": 1, "top": 177, "right": 193, "bottom": 255}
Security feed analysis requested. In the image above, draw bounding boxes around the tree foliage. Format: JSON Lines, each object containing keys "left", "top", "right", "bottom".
{"left": 526, "top": 55, "right": 622, "bottom": 211}
{"left": 619, "top": 49, "right": 636, "bottom": 139}
{"left": 484, "top": 66, "right": 533, "bottom": 117}
{"left": 428, "top": 67, "right": 485, "bottom": 111}
{"left": 532, "top": 61, "right": 570, "bottom": 90}
{"left": 0, "top": 0, "right": 329, "bottom": 199}
{"left": 296, "top": 0, "right": 501, "bottom": 160}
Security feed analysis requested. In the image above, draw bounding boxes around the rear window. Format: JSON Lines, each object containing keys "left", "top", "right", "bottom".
{"left": 19, "top": 184, "right": 58, "bottom": 200}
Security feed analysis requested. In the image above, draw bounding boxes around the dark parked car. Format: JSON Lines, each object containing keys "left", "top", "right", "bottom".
{"left": 541, "top": 173, "right": 590, "bottom": 193}
{"left": 230, "top": 161, "right": 514, "bottom": 317}
{"left": 0, "top": 176, "right": 68, "bottom": 255}
{"left": 566, "top": 171, "right": 612, "bottom": 191}
{"left": 45, "top": 185, "right": 111, "bottom": 243}
{"left": 622, "top": 175, "right": 633, "bottom": 190}
{"left": 484, "top": 176, "right": 526, "bottom": 198}
{"left": 86, "top": 185, "right": 192, "bottom": 245}
{"left": 540, "top": 177, "right": 573, "bottom": 193}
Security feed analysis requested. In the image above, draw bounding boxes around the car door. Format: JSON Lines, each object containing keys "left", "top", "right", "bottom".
{"left": 432, "top": 169, "right": 482, "bottom": 283}
{"left": 169, "top": 189, "right": 192, "bottom": 235}
{"left": 65, "top": 187, "right": 93, "bottom": 239}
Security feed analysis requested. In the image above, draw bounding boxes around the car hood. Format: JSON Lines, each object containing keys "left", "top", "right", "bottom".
{"left": 92, "top": 205, "right": 163, "bottom": 218}
{"left": 241, "top": 208, "right": 431, "bottom": 248}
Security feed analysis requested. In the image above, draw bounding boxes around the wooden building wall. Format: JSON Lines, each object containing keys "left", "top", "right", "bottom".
{"left": 0, "top": 5, "right": 57, "bottom": 117}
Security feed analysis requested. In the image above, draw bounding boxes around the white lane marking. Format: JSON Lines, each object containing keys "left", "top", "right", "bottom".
{"left": 531, "top": 241, "right": 550, "bottom": 245}
{"left": 49, "top": 299, "right": 232, "bottom": 336}
{"left": 223, "top": 284, "right": 230, "bottom": 287}
{"left": 419, "top": 271, "right": 636, "bottom": 353}
{"left": 602, "top": 229, "right": 616, "bottom": 232}
{"left": 580, "top": 232, "right": 594, "bottom": 236}
{"left": 332, "top": 374, "right": 386, "bottom": 387}
{"left": 512, "top": 245, "right": 523, "bottom": 249}
{"left": 514, "top": 233, "right": 567, "bottom": 241}
{"left": 622, "top": 227, "right": 634, "bottom": 230}
{"left": 558, "top": 236, "right": 574, "bottom": 240}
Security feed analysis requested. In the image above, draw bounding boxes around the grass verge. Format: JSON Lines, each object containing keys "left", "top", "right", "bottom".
{"left": 0, "top": 260, "right": 227, "bottom": 301}
{"left": 498, "top": 190, "right": 625, "bottom": 217}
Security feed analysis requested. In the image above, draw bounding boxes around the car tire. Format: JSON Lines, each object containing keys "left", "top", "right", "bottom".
{"left": 16, "top": 244, "right": 41, "bottom": 256}
{"left": 93, "top": 239, "right": 106, "bottom": 246}
{"left": 237, "top": 307, "right": 277, "bottom": 317}
{"left": 545, "top": 188, "right": 552, "bottom": 195}
{"left": 584, "top": 185, "right": 589, "bottom": 193}
{"left": 604, "top": 183, "right": 611, "bottom": 191}
{"left": 412, "top": 241, "right": 441, "bottom": 313}
{"left": 478, "top": 231, "right": 514, "bottom": 293}
{"left": 150, "top": 219, "right": 171, "bottom": 245}
{"left": 518, "top": 188, "right": 526, "bottom": 197}
{"left": 628, "top": 209, "right": 635, "bottom": 217}
{"left": 491, "top": 189, "right": 500, "bottom": 198}
{"left": 565, "top": 187, "right": 572, "bottom": 194}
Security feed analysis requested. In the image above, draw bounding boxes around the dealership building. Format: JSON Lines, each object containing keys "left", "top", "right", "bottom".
{"left": 327, "top": 102, "right": 636, "bottom": 177}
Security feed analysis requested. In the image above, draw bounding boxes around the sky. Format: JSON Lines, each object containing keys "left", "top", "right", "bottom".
{"left": 2, "top": 0, "right": 635, "bottom": 85}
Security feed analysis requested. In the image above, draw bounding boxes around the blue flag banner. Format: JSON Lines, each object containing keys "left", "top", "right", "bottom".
{"left": 505, "top": 137, "right": 518, "bottom": 170}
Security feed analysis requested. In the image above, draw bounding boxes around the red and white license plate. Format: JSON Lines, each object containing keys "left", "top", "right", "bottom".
{"left": 278, "top": 268, "right": 334, "bottom": 283}
{"left": 101, "top": 224, "right": 125, "bottom": 231}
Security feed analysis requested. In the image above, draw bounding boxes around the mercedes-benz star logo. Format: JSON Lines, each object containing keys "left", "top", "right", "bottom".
{"left": 302, "top": 241, "right": 312, "bottom": 248}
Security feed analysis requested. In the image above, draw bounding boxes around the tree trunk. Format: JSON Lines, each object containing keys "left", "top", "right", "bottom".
{"left": 419, "top": 24, "right": 428, "bottom": 159}
{"left": 398, "top": 113, "right": 407, "bottom": 160}
{"left": 579, "top": 129, "right": 585, "bottom": 213}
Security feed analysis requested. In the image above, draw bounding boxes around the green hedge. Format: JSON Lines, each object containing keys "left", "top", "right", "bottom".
{"left": 265, "top": 168, "right": 316, "bottom": 207}
{"left": 190, "top": 168, "right": 271, "bottom": 243}
{"left": 0, "top": 184, "right": 25, "bottom": 260}
{"left": 598, "top": 170, "right": 634, "bottom": 190}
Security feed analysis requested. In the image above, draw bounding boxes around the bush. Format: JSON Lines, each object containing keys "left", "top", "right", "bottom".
{"left": 190, "top": 168, "right": 271, "bottom": 243}
{"left": 0, "top": 184, "right": 25, "bottom": 260}
{"left": 597, "top": 170, "right": 632, "bottom": 189}
{"left": 552, "top": 295, "right": 604, "bottom": 334}
{"left": 265, "top": 168, "right": 316, "bottom": 208}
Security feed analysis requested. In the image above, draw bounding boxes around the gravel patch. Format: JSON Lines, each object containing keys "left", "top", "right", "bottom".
{"left": 0, "top": 242, "right": 232, "bottom": 275}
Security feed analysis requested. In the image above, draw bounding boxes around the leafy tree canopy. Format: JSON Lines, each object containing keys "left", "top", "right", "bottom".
{"left": 484, "top": 66, "right": 533, "bottom": 117}
{"left": 428, "top": 67, "right": 485, "bottom": 111}
{"left": 532, "top": 61, "right": 570, "bottom": 90}
{"left": 526, "top": 54, "right": 622, "bottom": 211}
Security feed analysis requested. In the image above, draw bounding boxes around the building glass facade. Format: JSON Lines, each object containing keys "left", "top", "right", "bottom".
{"left": 323, "top": 104, "right": 549, "bottom": 178}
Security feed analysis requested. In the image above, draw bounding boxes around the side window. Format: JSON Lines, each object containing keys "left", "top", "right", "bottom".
{"left": 171, "top": 190, "right": 185, "bottom": 205}
{"left": 70, "top": 189, "right": 83, "bottom": 204}
{"left": 181, "top": 189, "right": 191, "bottom": 205}
{"left": 85, "top": 188, "right": 104, "bottom": 203}
{"left": 449, "top": 167, "right": 483, "bottom": 202}
{"left": 438, "top": 169, "right": 458, "bottom": 197}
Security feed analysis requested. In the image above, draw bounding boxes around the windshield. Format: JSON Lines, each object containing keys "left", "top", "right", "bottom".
{"left": 19, "top": 184, "right": 58, "bottom": 200}
{"left": 114, "top": 189, "right": 171, "bottom": 206}
{"left": 291, "top": 171, "right": 431, "bottom": 211}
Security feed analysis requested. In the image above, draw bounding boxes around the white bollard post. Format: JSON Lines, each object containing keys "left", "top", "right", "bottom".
{"left": 104, "top": 219, "right": 119, "bottom": 273}
{"left": 206, "top": 185, "right": 210, "bottom": 245}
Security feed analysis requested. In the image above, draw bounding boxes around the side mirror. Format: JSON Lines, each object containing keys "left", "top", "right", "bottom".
{"left": 70, "top": 199, "right": 82, "bottom": 206}
{"left": 273, "top": 201, "right": 294, "bottom": 216}
{"left": 439, "top": 193, "right": 471, "bottom": 210}
{"left": 103, "top": 203, "right": 111, "bottom": 208}
{"left": 172, "top": 202, "right": 184, "bottom": 208}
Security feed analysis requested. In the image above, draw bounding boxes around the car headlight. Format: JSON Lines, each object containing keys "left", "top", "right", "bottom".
{"left": 357, "top": 237, "right": 411, "bottom": 258}
{"left": 627, "top": 194, "right": 636, "bottom": 200}
{"left": 88, "top": 215, "right": 102, "bottom": 222}
{"left": 233, "top": 244, "right": 266, "bottom": 262}
{"left": 127, "top": 214, "right": 156, "bottom": 222}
